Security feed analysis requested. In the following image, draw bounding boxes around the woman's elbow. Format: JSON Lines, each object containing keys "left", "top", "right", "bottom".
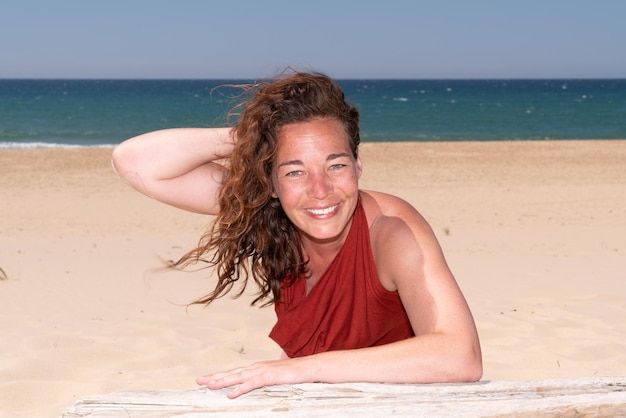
{"left": 461, "top": 357, "right": 483, "bottom": 382}
{"left": 110, "top": 145, "right": 151, "bottom": 196}
{"left": 453, "top": 343, "right": 483, "bottom": 382}
{"left": 111, "top": 143, "right": 133, "bottom": 177}
{"left": 111, "top": 143, "right": 146, "bottom": 183}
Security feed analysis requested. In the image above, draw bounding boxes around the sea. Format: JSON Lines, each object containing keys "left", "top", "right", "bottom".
{"left": 1, "top": 79, "right": 625, "bottom": 149}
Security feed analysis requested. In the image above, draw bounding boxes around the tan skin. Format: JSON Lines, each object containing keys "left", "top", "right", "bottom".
{"left": 112, "top": 118, "right": 482, "bottom": 399}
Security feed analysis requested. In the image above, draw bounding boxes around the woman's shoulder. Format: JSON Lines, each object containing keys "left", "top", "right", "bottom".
{"left": 360, "top": 190, "right": 421, "bottom": 224}
{"left": 360, "top": 190, "right": 442, "bottom": 291}
{"left": 360, "top": 189, "right": 433, "bottom": 252}
{"left": 360, "top": 190, "right": 430, "bottom": 290}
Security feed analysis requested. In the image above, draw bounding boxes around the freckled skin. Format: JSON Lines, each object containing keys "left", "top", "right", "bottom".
{"left": 272, "top": 118, "right": 362, "bottom": 254}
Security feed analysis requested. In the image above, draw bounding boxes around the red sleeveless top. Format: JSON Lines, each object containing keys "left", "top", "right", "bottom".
{"left": 269, "top": 199, "right": 414, "bottom": 358}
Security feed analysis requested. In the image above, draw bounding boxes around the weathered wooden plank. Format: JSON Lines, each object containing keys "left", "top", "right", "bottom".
{"left": 61, "top": 377, "right": 626, "bottom": 417}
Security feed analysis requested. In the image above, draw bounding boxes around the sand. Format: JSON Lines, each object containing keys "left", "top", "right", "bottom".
{"left": 1, "top": 141, "right": 625, "bottom": 417}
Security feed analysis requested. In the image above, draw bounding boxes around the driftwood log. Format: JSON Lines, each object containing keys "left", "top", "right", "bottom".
{"left": 61, "top": 377, "right": 626, "bottom": 417}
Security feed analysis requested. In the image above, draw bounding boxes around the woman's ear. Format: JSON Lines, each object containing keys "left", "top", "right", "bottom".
{"left": 271, "top": 177, "right": 279, "bottom": 198}
{"left": 356, "top": 156, "right": 363, "bottom": 179}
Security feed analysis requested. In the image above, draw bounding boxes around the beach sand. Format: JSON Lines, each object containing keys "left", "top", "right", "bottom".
{"left": 1, "top": 141, "right": 625, "bottom": 417}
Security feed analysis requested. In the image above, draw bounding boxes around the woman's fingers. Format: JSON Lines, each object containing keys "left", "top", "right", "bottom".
{"left": 196, "top": 360, "right": 291, "bottom": 398}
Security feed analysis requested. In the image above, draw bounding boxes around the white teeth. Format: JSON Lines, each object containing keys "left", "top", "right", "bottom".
{"left": 307, "top": 205, "right": 337, "bottom": 215}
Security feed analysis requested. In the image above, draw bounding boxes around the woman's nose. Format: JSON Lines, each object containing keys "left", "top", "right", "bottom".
{"left": 308, "top": 171, "right": 333, "bottom": 199}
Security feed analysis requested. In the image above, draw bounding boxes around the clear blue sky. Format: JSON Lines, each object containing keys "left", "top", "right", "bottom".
{"left": 1, "top": 0, "right": 624, "bottom": 79}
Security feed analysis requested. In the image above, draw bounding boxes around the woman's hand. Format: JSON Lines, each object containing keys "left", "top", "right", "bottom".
{"left": 197, "top": 357, "right": 315, "bottom": 399}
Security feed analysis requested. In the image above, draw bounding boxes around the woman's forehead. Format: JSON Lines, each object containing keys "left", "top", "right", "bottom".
{"left": 277, "top": 118, "right": 349, "bottom": 148}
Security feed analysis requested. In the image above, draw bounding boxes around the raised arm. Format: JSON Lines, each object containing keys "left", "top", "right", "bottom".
{"left": 111, "top": 128, "right": 234, "bottom": 214}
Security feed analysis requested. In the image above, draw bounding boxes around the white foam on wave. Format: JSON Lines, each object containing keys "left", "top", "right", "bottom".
{"left": 0, "top": 142, "right": 116, "bottom": 150}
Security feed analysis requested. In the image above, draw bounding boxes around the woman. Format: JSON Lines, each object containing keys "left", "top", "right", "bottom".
{"left": 112, "top": 71, "right": 482, "bottom": 398}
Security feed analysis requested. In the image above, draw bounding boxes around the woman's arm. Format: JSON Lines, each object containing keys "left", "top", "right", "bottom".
{"left": 365, "top": 191, "right": 483, "bottom": 381}
{"left": 111, "top": 128, "right": 234, "bottom": 214}
{"left": 197, "top": 192, "right": 482, "bottom": 398}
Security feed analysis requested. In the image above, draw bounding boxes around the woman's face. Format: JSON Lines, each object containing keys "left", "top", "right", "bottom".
{"left": 272, "top": 117, "right": 362, "bottom": 245}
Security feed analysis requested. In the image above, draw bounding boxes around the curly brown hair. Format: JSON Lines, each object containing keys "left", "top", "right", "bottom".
{"left": 172, "top": 71, "right": 361, "bottom": 306}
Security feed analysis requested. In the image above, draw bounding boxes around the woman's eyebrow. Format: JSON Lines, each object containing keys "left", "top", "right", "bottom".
{"left": 277, "top": 159, "right": 303, "bottom": 168}
{"left": 327, "top": 152, "right": 351, "bottom": 161}
{"left": 276, "top": 153, "right": 351, "bottom": 168}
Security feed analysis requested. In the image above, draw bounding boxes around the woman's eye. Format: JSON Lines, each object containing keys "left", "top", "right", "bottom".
{"left": 286, "top": 170, "right": 303, "bottom": 177}
{"left": 329, "top": 164, "right": 346, "bottom": 170}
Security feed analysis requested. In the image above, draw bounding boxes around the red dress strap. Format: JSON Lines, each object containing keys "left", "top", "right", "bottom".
{"left": 269, "top": 198, "right": 413, "bottom": 357}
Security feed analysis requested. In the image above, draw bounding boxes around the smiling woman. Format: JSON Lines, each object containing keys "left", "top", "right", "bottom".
{"left": 111, "top": 70, "right": 482, "bottom": 399}
{"left": 271, "top": 118, "right": 362, "bottom": 251}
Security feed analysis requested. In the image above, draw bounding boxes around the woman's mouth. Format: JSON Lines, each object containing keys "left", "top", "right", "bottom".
{"left": 306, "top": 204, "right": 338, "bottom": 216}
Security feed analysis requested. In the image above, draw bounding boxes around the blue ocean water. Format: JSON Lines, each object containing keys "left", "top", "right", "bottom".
{"left": 1, "top": 79, "right": 625, "bottom": 148}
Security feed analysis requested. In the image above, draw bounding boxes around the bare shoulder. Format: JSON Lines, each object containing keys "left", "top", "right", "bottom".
{"left": 360, "top": 190, "right": 431, "bottom": 233}
{"left": 360, "top": 190, "right": 441, "bottom": 291}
